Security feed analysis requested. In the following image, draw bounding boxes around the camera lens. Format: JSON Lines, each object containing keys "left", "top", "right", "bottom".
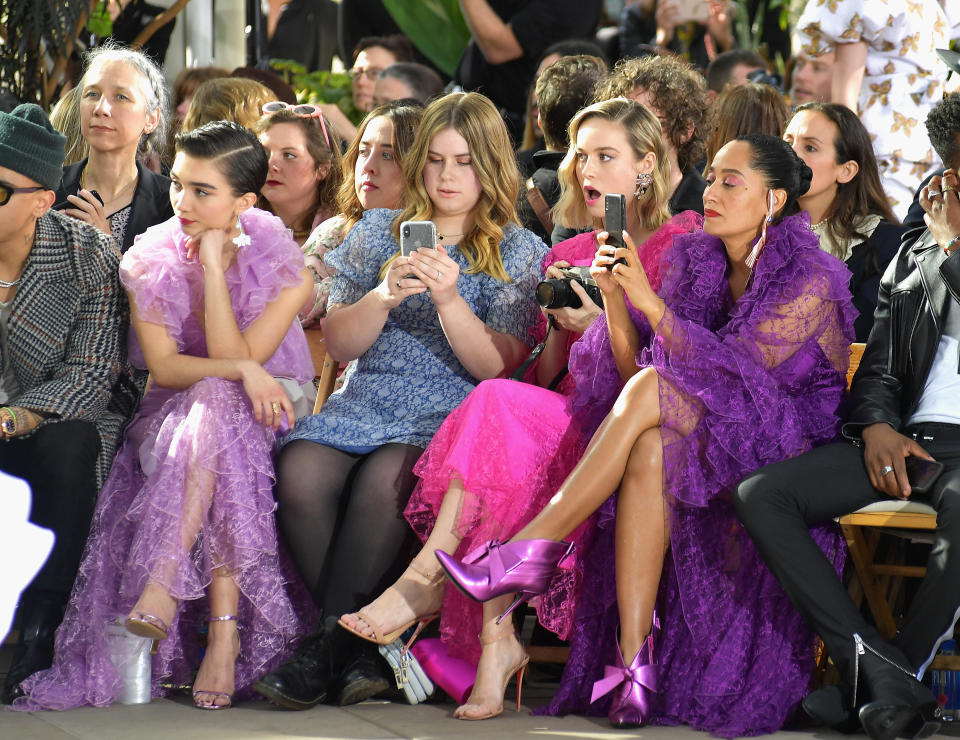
{"left": 403, "top": 226, "right": 410, "bottom": 237}
{"left": 536, "top": 278, "right": 581, "bottom": 309}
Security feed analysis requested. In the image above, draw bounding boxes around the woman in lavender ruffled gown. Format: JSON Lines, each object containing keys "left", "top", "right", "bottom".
{"left": 15, "top": 121, "right": 315, "bottom": 711}
{"left": 438, "top": 133, "right": 857, "bottom": 735}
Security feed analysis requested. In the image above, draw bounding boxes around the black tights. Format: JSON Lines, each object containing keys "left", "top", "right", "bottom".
{"left": 276, "top": 440, "right": 422, "bottom": 616}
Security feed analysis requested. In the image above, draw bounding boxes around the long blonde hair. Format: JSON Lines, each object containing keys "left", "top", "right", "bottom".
{"left": 383, "top": 92, "right": 521, "bottom": 282}
{"left": 554, "top": 98, "right": 671, "bottom": 233}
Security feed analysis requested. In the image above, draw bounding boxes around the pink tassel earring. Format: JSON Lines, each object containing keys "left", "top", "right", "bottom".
{"left": 745, "top": 190, "right": 775, "bottom": 269}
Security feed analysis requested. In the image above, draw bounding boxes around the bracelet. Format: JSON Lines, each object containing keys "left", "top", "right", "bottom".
{"left": 946, "top": 234, "right": 960, "bottom": 255}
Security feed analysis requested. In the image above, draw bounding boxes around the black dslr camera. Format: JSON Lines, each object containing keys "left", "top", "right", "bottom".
{"left": 536, "top": 266, "right": 603, "bottom": 309}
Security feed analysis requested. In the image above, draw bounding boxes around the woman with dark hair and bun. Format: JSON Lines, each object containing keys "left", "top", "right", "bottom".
{"left": 437, "top": 134, "right": 857, "bottom": 734}
{"left": 15, "top": 121, "right": 315, "bottom": 712}
{"left": 783, "top": 102, "right": 904, "bottom": 341}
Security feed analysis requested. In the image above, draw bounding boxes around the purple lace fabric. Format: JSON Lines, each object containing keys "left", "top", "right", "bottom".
{"left": 539, "top": 212, "right": 856, "bottom": 736}
{"left": 14, "top": 210, "right": 317, "bottom": 711}
{"left": 405, "top": 213, "right": 702, "bottom": 664}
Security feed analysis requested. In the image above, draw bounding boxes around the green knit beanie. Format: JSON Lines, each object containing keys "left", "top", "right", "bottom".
{"left": 0, "top": 104, "right": 66, "bottom": 190}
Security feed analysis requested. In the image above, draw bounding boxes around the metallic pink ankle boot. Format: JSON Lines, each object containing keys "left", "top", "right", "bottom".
{"left": 435, "top": 539, "right": 574, "bottom": 623}
{"left": 590, "top": 619, "right": 659, "bottom": 728}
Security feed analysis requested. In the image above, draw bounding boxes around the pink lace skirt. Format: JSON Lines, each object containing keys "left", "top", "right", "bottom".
{"left": 406, "top": 379, "right": 591, "bottom": 663}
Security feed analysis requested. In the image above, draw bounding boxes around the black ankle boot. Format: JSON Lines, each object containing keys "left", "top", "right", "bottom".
{"left": 253, "top": 616, "right": 342, "bottom": 710}
{"left": 1, "top": 592, "right": 66, "bottom": 704}
{"left": 802, "top": 683, "right": 862, "bottom": 733}
{"left": 855, "top": 634, "right": 941, "bottom": 740}
{"left": 335, "top": 638, "right": 390, "bottom": 706}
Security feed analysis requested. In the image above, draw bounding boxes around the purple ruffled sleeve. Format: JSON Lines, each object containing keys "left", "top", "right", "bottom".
{"left": 651, "top": 212, "right": 857, "bottom": 509}
{"left": 119, "top": 210, "right": 313, "bottom": 383}
{"left": 567, "top": 211, "right": 703, "bottom": 433}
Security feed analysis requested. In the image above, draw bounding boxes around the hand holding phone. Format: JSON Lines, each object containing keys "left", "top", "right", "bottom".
{"left": 400, "top": 220, "right": 437, "bottom": 257}
{"left": 604, "top": 194, "right": 627, "bottom": 269}
{"left": 904, "top": 456, "right": 944, "bottom": 495}
{"left": 400, "top": 220, "right": 437, "bottom": 280}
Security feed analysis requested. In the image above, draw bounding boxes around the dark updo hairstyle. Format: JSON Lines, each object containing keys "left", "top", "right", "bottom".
{"left": 735, "top": 132, "right": 812, "bottom": 224}
{"left": 174, "top": 120, "right": 269, "bottom": 197}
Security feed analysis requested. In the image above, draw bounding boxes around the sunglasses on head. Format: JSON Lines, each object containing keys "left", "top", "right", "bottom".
{"left": 261, "top": 102, "right": 332, "bottom": 151}
{"left": 0, "top": 182, "right": 43, "bottom": 206}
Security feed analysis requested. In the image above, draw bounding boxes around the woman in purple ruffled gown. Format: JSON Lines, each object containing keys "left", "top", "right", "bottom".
{"left": 438, "top": 133, "right": 857, "bottom": 735}
{"left": 15, "top": 121, "right": 315, "bottom": 711}
{"left": 340, "top": 98, "right": 701, "bottom": 719}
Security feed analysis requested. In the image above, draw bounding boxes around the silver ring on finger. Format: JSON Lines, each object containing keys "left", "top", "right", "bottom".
{"left": 928, "top": 189, "right": 942, "bottom": 198}
{"left": 880, "top": 465, "right": 894, "bottom": 476}
{"left": 436, "top": 269, "right": 442, "bottom": 280}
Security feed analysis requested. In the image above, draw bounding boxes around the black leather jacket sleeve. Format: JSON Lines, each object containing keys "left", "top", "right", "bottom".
{"left": 843, "top": 240, "right": 906, "bottom": 439}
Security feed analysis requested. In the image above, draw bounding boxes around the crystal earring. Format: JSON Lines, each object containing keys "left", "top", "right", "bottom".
{"left": 634, "top": 171, "right": 653, "bottom": 199}
{"left": 745, "top": 190, "right": 775, "bottom": 269}
{"left": 232, "top": 214, "right": 251, "bottom": 248}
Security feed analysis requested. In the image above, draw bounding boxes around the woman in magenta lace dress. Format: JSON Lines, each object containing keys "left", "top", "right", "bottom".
{"left": 339, "top": 98, "right": 701, "bottom": 718}
{"left": 15, "top": 121, "right": 314, "bottom": 711}
{"left": 437, "top": 134, "right": 857, "bottom": 735}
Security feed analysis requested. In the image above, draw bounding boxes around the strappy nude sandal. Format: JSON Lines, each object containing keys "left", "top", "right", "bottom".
{"left": 193, "top": 614, "right": 239, "bottom": 710}
{"left": 338, "top": 561, "right": 444, "bottom": 649}
{"left": 454, "top": 630, "right": 529, "bottom": 721}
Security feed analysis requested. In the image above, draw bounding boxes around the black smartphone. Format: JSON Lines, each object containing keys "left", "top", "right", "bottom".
{"left": 88, "top": 190, "right": 104, "bottom": 207}
{"left": 604, "top": 193, "right": 627, "bottom": 268}
{"left": 904, "top": 456, "right": 944, "bottom": 494}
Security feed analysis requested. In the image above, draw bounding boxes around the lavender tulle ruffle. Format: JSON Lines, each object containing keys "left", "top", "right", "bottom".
{"left": 539, "top": 212, "right": 857, "bottom": 735}
{"left": 14, "top": 210, "right": 316, "bottom": 711}
{"left": 405, "top": 214, "right": 701, "bottom": 663}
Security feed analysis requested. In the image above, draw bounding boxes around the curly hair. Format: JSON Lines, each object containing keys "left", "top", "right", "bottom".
{"left": 703, "top": 83, "right": 790, "bottom": 175}
{"left": 554, "top": 98, "right": 671, "bottom": 233}
{"left": 595, "top": 55, "right": 711, "bottom": 174}
{"left": 383, "top": 92, "right": 521, "bottom": 282}
{"left": 535, "top": 55, "right": 607, "bottom": 151}
{"left": 926, "top": 93, "right": 960, "bottom": 170}
{"left": 337, "top": 101, "right": 424, "bottom": 233}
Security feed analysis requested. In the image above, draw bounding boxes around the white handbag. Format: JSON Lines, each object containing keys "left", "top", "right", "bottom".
{"left": 378, "top": 637, "right": 435, "bottom": 704}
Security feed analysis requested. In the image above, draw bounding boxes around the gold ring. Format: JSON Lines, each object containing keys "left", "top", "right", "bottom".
{"left": 272, "top": 401, "right": 282, "bottom": 415}
{"left": 943, "top": 185, "right": 957, "bottom": 193}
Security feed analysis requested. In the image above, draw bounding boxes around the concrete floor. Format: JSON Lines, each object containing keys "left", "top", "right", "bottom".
{"left": 0, "top": 692, "right": 863, "bottom": 740}
{"left": 2, "top": 642, "right": 956, "bottom": 740}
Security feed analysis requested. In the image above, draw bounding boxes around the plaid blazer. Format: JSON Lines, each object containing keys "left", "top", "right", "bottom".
{"left": 8, "top": 210, "right": 138, "bottom": 485}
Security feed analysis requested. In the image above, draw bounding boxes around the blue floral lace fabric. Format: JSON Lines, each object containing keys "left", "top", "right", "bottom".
{"left": 282, "top": 208, "right": 548, "bottom": 452}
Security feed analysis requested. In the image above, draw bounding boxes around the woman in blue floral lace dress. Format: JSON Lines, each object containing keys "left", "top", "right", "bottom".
{"left": 273, "top": 93, "right": 547, "bottom": 637}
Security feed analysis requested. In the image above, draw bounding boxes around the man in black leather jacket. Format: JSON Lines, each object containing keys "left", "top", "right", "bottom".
{"left": 735, "top": 168, "right": 960, "bottom": 739}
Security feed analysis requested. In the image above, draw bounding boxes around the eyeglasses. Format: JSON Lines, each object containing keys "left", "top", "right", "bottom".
{"left": 349, "top": 66, "right": 383, "bottom": 82}
{"left": 261, "top": 102, "right": 332, "bottom": 151}
{"left": 0, "top": 183, "right": 43, "bottom": 206}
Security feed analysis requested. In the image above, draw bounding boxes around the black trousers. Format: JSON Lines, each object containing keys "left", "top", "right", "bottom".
{"left": 736, "top": 422, "right": 960, "bottom": 682}
{"left": 0, "top": 420, "right": 100, "bottom": 599}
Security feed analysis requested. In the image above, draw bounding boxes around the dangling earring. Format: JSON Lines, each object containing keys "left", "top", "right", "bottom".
{"left": 745, "top": 190, "right": 775, "bottom": 269}
{"left": 634, "top": 171, "right": 653, "bottom": 199}
{"left": 232, "top": 214, "right": 251, "bottom": 249}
